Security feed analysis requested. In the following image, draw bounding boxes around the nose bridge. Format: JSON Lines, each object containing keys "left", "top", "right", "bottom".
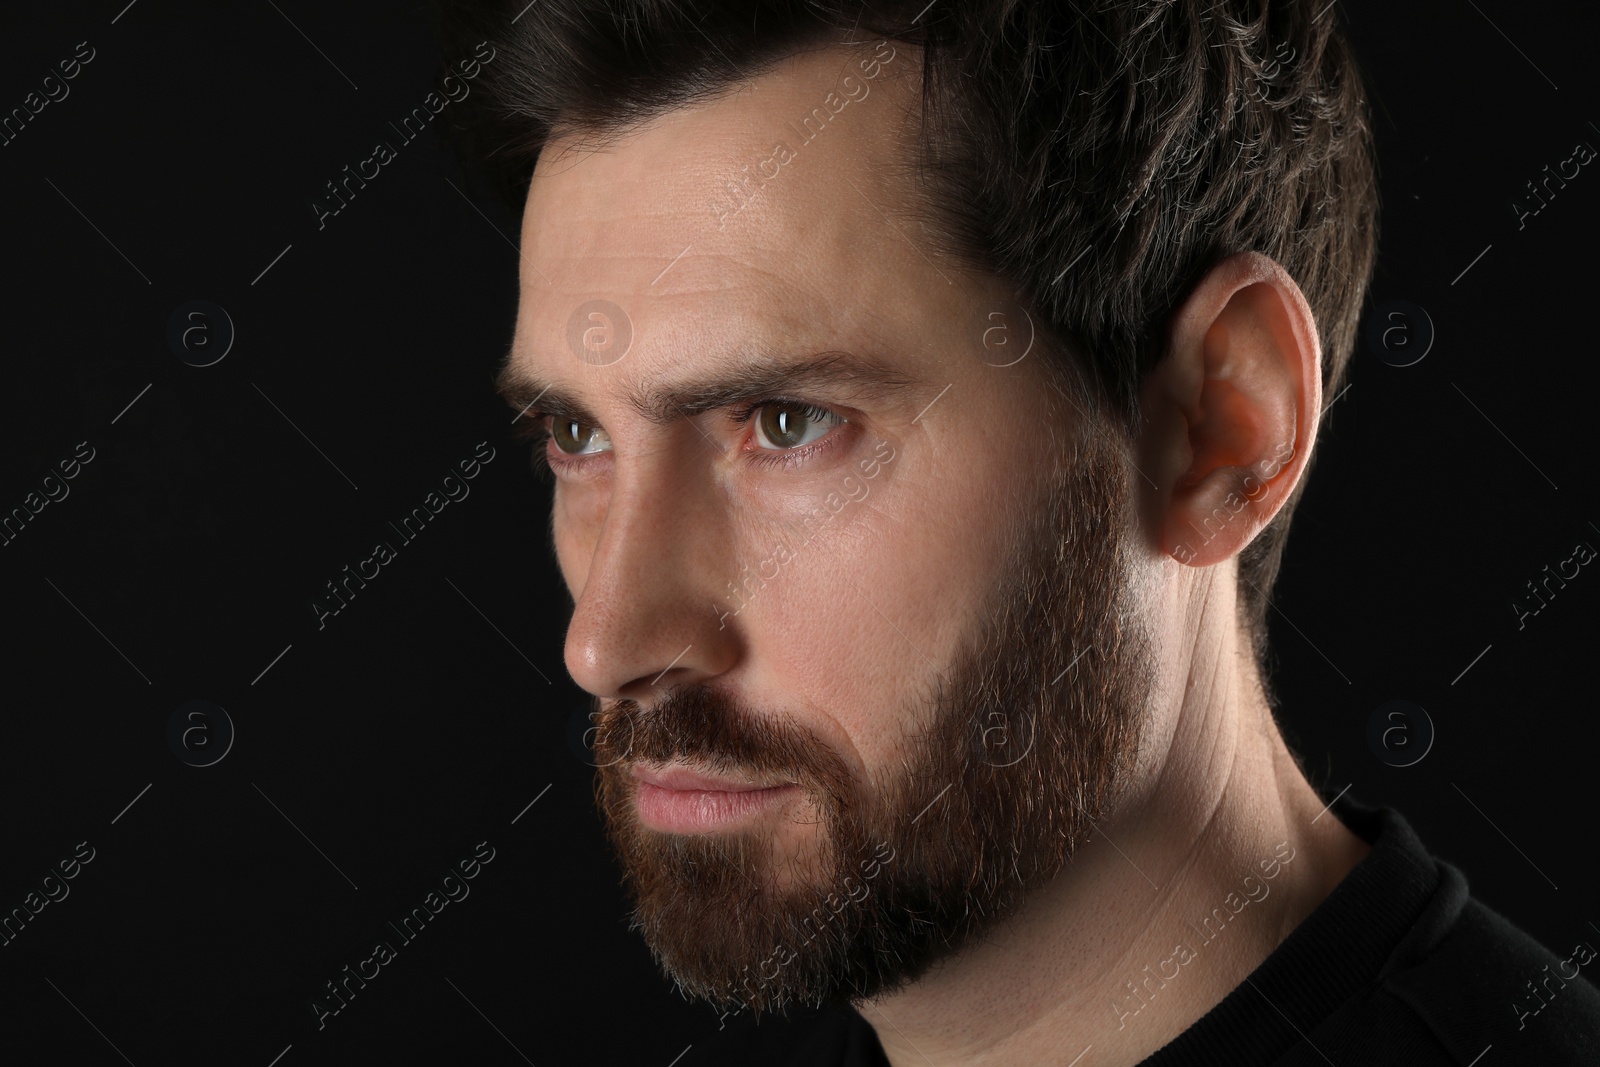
{"left": 585, "top": 479, "right": 670, "bottom": 626}
{"left": 564, "top": 445, "right": 730, "bottom": 697}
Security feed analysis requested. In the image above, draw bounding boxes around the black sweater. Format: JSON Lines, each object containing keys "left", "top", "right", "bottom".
{"left": 685, "top": 797, "right": 1600, "bottom": 1065}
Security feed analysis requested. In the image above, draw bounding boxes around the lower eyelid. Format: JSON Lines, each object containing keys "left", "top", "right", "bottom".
{"left": 540, "top": 432, "right": 607, "bottom": 472}
{"left": 744, "top": 421, "right": 849, "bottom": 469}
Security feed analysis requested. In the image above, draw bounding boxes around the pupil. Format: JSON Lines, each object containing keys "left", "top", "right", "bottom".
{"left": 557, "top": 419, "right": 589, "bottom": 452}
{"left": 763, "top": 405, "right": 805, "bottom": 448}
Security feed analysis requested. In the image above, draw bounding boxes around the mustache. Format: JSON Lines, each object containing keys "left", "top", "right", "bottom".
{"left": 591, "top": 686, "right": 855, "bottom": 807}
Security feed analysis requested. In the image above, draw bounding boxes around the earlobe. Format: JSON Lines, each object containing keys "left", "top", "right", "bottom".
{"left": 1140, "top": 252, "right": 1320, "bottom": 568}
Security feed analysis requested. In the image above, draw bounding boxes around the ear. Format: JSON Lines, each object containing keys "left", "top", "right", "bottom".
{"left": 1137, "top": 251, "right": 1321, "bottom": 568}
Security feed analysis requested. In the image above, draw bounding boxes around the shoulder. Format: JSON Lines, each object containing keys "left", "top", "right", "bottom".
{"left": 1377, "top": 873, "right": 1600, "bottom": 1064}
{"left": 1272, "top": 802, "right": 1600, "bottom": 1066}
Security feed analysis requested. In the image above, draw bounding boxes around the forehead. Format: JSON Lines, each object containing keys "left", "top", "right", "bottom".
{"left": 511, "top": 42, "right": 979, "bottom": 382}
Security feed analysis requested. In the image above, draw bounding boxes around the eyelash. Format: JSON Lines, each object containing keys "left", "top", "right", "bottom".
{"left": 514, "top": 397, "right": 845, "bottom": 478}
{"left": 730, "top": 398, "right": 843, "bottom": 470}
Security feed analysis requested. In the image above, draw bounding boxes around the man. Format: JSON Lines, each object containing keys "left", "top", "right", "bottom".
{"left": 448, "top": 0, "right": 1600, "bottom": 1062}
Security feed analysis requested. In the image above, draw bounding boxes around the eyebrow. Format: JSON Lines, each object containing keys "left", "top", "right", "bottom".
{"left": 495, "top": 348, "right": 923, "bottom": 427}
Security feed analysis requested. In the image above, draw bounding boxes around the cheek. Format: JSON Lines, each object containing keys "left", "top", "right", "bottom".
{"left": 738, "top": 463, "right": 1010, "bottom": 770}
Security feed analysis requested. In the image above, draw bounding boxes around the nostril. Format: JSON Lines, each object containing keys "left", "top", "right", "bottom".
{"left": 645, "top": 644, "right": 696, "bottom": 690}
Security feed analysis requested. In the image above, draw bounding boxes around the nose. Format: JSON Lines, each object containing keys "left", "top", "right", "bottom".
{"left": 562, "top": 456, "right": 739, "bottom": 703}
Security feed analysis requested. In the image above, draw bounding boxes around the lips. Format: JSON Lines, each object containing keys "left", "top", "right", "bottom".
{"left": 630, "top": 763, "right": 802, "bottom": 833}
{"left": 630, "top": 762, "right": 793, "bottom": 793}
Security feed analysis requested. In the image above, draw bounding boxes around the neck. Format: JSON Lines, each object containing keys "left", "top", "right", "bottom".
{"left": 859, "top": 566, "right": 1372, "bottom": 1067}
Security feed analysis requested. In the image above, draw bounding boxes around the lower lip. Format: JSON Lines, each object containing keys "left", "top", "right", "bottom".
{"left": 635, "top": 781, "right": 800, "bottom": 833}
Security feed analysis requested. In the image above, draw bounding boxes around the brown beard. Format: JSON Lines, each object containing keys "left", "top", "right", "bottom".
{"left": 589, "top": 405, "right": 1155, "bottom": 1018}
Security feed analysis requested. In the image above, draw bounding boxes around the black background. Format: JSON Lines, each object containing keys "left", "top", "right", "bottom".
{"left": 0, "top": 1, "right": 1596, "bottom": 1064}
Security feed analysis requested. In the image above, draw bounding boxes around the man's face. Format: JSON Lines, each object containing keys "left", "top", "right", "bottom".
{"left": 502, "top": 41, "right": 1157, "bottom": 1013}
